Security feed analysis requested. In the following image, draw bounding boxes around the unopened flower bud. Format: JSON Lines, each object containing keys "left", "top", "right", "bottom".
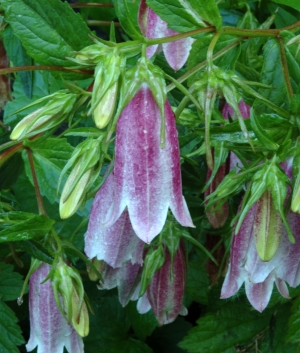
{"left": 93, "top": 81, "right": 118, "bottom": 129}
{"left": 89, "top": 52, "right": 122, "bottom": 129}
{"left": 59, "top": 138, "right": 102, "bottom": 219}
{"left": 147, "top": 241, "right": 187, "bottom": 325}
{"left": 10, "top": 91, "right": 77, "bottom": 140}
{"left": 254, "top": 189, "right": 282, "bottom": 261}
{"left": 51, "top": 259, "right": 89, "bottom": 337}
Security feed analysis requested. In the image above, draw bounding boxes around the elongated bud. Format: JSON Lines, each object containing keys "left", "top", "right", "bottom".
{"left": 147, "top": 241, "right": 187, "bottom": 325}
{"left": 59, "top": 138, "right": 102, "bottom": 219}
{"left": 93, "top": 81, "right": 118, "bottom": 128}
{"left": 51, "top": 259, "right": 89, "bottom": 337}
{"left": 89, "top": 52, "right": 122, "bottom": 129}
{"left": 10, "top": 91, "right": 77, "bottom": 140}
{"left": 254, "top": 189, "right": 282, "bottom": 261}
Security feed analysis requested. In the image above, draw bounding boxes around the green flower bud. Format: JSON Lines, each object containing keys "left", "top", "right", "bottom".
{"left": 254, "top": 189, "right": 282, "bottom": 261}
{"left": 89, "top": 52, "right": 122, "bottom": 129}
{"left": 51, "top": 259, "right": 89, "bottom": 337}
{"left": 59, "top": 138, "right": 102, "bottom": 219}
{"left": 10, "top": 91, "right": 77, "bottom": 140}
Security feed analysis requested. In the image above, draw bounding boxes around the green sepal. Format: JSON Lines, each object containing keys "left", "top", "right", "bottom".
{"left": 203, "top": 141, "right": 228, "bottom": 192}
{"left": 139, "top": 245, "right": 165, "bottom": 297}
{"left": 250, "top": 109, "right": 279, "bottom": 150}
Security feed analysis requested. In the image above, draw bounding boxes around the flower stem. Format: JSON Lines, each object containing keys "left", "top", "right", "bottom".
{"left": 144, "top": 26, "right": 214, "bottom": 45}
{"left": 26, "top": 148, "right": 47, "bottom": 216}
{"left": 278, "top": 35, "right": 293, "bottom": 101}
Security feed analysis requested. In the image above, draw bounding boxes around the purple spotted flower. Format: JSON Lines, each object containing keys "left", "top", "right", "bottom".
{"left": 26, "top": 263, "right": 83, "bottom": 353}
{"left": 221, "top": 205, "right": 300, "bottom": 311}
{"left": 85, "top": 170, "right": 144, "bottom": 267}
{"left": 105, "top": 84, "right": 194, "bottom": 243}
{"left": 147, "top": 241, "right": 187, "bottom": 325}
{"left": 138, "top": 0, "right": 194, "bottom": 71}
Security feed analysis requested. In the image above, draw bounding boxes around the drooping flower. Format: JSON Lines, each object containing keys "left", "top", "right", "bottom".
{"left": 104, "top": 84, "right": 194, "bottom": 243}
{"left": 26, "top": 263, "right": 84, "bottom": 353}
{"left": 138, "top": 0, "right": 194, "bottom": 71}
{"left": 85, "top": 170, "right": 144, "bottom": 267}
{"left": 98, "top": 261, "right": 142, "bottom": 307}
{"left": 146, "top": 241, "right": 187, "bottom": 325}
{"left": 221, "top": 203, "right": 300, "bottom": 312}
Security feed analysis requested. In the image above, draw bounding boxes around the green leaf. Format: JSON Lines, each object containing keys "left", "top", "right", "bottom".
{"left": 147, "top": 0, "right": 222, "bottom": 32}
{"left": 23, "top": 138, "right": 74, "bottom": 204}
{"left": 125, "top": 301, "right": 158, "bottom": 341}
{"left": 250, "top": 110, "right": 279, "bottom": 150}
{"left": 148, "top": 317, "right": 192, "bottom": 353}
{"left": 0, "top": 263, "right": 24, "bottom": 301}
{"left": 0, "top": 300, "right": 25, "bottom": 353}
{"left": 2, "top": 26, "right": 33, "bottom": 99}
{"left": 2, "top": 0, "right": 93, "bottom": 68}
{"left": 258, "top": 304, "right": 298, "bottom": 353}
{"left": 186, "top": 260, "right": 209, "bottom": 305}
{"left": 0, "top": 211, "right": 55, "bottom": 242}
{"left": 287, "top": 295, "right": 300, "bottom": 343}
{"left": 271, "top": 0, "right": 300, "bottom": 11}
{"left": 179, "top": 302, "right": 272, "bottom": 353}
{"left": 14, "top": 240, "right": 53, "bottom": 264}
{"left": 114, "top": 0, "right": 142, "bottom": 39}
{"left": 84, "top": 295, "right": 153, "bottom": 353}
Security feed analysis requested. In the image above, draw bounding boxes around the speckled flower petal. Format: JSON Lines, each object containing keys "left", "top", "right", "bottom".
{"left": 162, "top": 28, "right": 194, "bottom": 71}
{"left": 147, "top": 242, "right": 186, "bottom": 325}
{"left": 99, "top": 262, "right": 141, "bottom": 307}
{"left": 221, "top": 202, "right": 256, "bottom": 299}
{"left": 165, "top": 101, "right": 194, "bottom": 228}
{"left": 244, "top": 272, "right": 274, "bottom": 312}
{"left": 106, "top": 85, "right": 193, "bottom": 243}
{"left": 85, "top": 172, "right": 144, "bottom": 267}
{"left": 26, "top": 263, "right": 83, "bottom": 353}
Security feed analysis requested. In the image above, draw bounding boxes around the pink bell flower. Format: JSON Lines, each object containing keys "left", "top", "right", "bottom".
{"left": 26, "top": 263, "right": 84, "bottom": 353}
{"left": 147, "top": 241, "right": 187, "bottom": 325}
{"left": 105, "top": 84, "right": 194, "bottom": 243}
{"left": 85, "top": 171, "right": 144, "bottom": 267}
{"left": 221, "top": 204, "right": 300, "bottom": 312}
{"left": 138, "top": 0, "right": 194, "bottom": 71}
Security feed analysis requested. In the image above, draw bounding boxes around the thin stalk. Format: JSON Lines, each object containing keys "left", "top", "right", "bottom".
{"left": 88, "top": 20, "right": 120, "bottom": 27}
{"left": 278, "top": 35, "right": 293, "bottom": 101}
{"left": 26, "top": 148, "right": 47, "bottom": 216}
{"left": 70, "top": 3, "right": 114, "bottom": 8}
{"left": 144, "top": 27, "right": 215, "bottom": 45}
{"left": 207, "top": 32, "right": 221, "bottom": 73}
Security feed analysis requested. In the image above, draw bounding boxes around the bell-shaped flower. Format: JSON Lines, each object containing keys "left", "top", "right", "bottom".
{"left": 221, "top": 202, "right": 300, "bottom": 312}
{"left": 85, "top": 170, "right": 144, "bottom": 267}
{"left": 138, "top": 0, "right": 193, "bottom": 71}
{"left": 147, "top": 241, "right": 187, "bottom": 325}
{"left": 26, "top": 263, "right": 84, "bottom": 353}
{"left": 104, "top": 84, "right": 194, "bottom": 243}
{"left": 98, "top": 261, "right": 142, "bottom": 307}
